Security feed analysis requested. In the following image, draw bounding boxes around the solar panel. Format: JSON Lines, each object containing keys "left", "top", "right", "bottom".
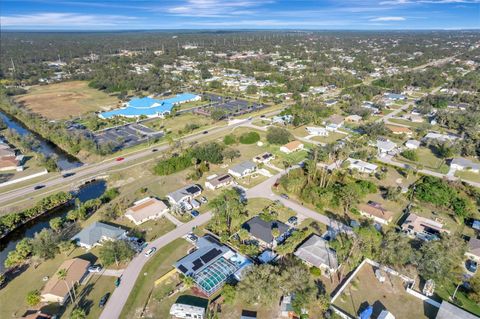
{"left": 178, "top": 265, "right": 188, "bottom": 274}
{"left": 201, "top": 248, "right": 222, "bottom": 264}
{"left": 192, "top": 258, "right": 204, "bottom": 271}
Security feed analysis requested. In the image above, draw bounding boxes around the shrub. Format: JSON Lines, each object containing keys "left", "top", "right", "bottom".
{"left": 223, "top": 134, "right": 237, "bottom": 145}
{"left": 266, "top": 127, "right": 292, "bottom": 145}
{"left": 401, "top": 149, "right": 418, "bottom": 161}
{"left": 239, "top": 131, "right": 260, "bottom": 144}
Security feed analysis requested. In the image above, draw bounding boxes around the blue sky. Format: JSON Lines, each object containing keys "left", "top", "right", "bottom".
{"left": 1, "top": 0, "right": 479, "bottom": 30}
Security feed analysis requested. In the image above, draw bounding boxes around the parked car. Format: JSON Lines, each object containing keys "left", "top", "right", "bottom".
{"left": 280, "top": 193, "right": 289, "bottom": 199}
{"left": 99, "top": 292, "right": 110, "bottom": 307}
{"left": 88, "top": 265, "right": 103, "bottom": 273}
{"left": 203, "top": 130, "right": 208, "bottom": 134}
{"left": 199, "top": 196, "right": 208, "bottom": 204}
{"left": 466, "top": 259, "right": 478, "bottom": 273}
{"left": 185, "top": 232, "right": 198, "bottom": 244}
{"left": 33, "top": 185, "right": 45, "bottom": 190}
{"left": 191, "top": 210, "right": 200, "bottom": 217}
{"left": 287, "top": 216, "right": 298, "bottom": 226}
{"left": 145, "top": 247, "right": 157, "bottom": 258}
{"left": 116, "top": 157, "right": 125, "bottom": 162}
{"left": 114, "top": 278, "right": 121, "bottom": 287}
{"left": 181, "top": 201, "right": 193, "bottom": 211}
{"left": 62, "top": 172, "right": 75, "bottom": 178}
{"left": 191, "top": 199, "right": 201, "bottom": 209}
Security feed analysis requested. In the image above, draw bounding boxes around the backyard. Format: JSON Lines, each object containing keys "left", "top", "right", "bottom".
{"left": 333, "top": 263, "right": 439, "bottom": 319}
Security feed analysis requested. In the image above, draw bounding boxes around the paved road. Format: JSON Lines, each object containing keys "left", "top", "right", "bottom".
{"left": 245, "top": 172, "right": 353, "bottom": 235}
{"left": 377, "top": 155, "right": 480, "bottom": 188}
{"left": 99, "top": 211, "right": 212, "bottom": 319}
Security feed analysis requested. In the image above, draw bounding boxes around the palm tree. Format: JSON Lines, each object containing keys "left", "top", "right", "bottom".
{"left": 58, "top": 268, "right": 77, "bottom": 306}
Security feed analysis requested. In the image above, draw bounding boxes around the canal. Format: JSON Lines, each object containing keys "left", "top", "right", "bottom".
{"left": 0, "top": 180, "right": 107, "bottom": 272}
{"left": 0, "top": 111, "right": 82, "bottom": 171}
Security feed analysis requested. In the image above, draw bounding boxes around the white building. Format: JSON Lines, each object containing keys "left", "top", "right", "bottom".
{"left": 280, "top": 141, "right": 304, "bottom": 154}
{"left": 376, "top": 139, "right": 397, "bottom": 156}
{"left": 205, "top": 174, "right": 234, "bottom": 190}
{"left": 306, "top": 127, "right": 329, "bottom": 137}
{"left": 346, "top": 158, "right": 378, "bottom": 174}
{"left": 170, "top": 303, "right": 205, "bottom": 319}
{"left": 228, "top": 161, "right": 257, "bottom": 178}
{"left": 450, "top": 158, "right": 480, "bottom": 173}
{"left": 125, "top": 197, "right": 169, "bottom": 225}
{"left": 405, "top": 140, "right": 420, "bottom": 150}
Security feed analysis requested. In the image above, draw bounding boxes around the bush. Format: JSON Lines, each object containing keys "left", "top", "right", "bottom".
{"left": 26, "top": 290, "right": 41, "bottom": 306}
{"left": 309, "top": 267, "right": 322, "bottom": 277}
{"left": 223, "top": 134, "right": 237, "bottom": 145}
{"left": 401, "top": 149, "right": 418, "bottom": 161}
{"left": 266, "top": 127, "right": 292, "bottom": 145}
{"left": 239, "top": 131, "right": 260, "bottom": 144}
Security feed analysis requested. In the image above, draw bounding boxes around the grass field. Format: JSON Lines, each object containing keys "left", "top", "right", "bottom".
{"left": 455, "top": 170, "right": 480, "bottom": 184}
{"left": 397, "top": 147, "right": 449, "bottom": 174}
{"left": 15, "top": 81, "right": 119, "bottom": 120}
{"left": 0, "top": 247, "right": 99, "bottom": 318}
{"left": 120, "top": 238, "right": 192, "bottom": 319}
{"left": 333, "top": 263, "right": 439, "bottom": 319}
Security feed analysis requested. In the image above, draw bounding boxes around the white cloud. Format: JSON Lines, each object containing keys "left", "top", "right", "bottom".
{"left": 380, "top": 0, "right": 479, "bottom": 5}
{"left": 1, "top": 12, "right": 138, "bottom": 28}
{"left": 165, "top": 0, "right": 272, "bottom": 17}
{"left": 370, "top": 16, "right": 406, "bottom": 21}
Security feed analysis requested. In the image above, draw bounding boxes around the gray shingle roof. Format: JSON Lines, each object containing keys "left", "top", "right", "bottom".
{"left": 167, "top": 184, "right": 202, "bottom": 203}
{"left": 294, "top": 234, "right": 338, "bottom": 270}
{"left": 229, "top": 161, "right": 256, "bottom": 176}
{"left": 71, "top": 222, "right": 125, "bottom": 247}
{"left": 242, "top": 216, "right": 289, "bottom": 244}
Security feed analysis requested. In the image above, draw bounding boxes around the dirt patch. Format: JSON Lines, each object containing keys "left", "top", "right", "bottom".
{"left": 15, "top": 81, "right": 119, "bottom": 120}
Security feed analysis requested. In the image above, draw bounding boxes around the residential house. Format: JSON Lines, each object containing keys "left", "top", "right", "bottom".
{"left": 271, "top": 115, "right": 293, "bottom": 125}
{"left": 41, "top": 258, "right": 90, "bottom": 304}
{"left": 466, "top": 237, "right": 480, "bottom": 262}
{"left": 125, "top": 197, "right": 169, "bottom": 225}
{"left": 228, "top": 161, "right": 257, "bottom": 178}
{"left": 377, "top": 139, "right": 397, "bottom": 156}
{"left": 280, "top": 141, "right": 304, "bottom": 154}
{"left": 423, "top": 132, "right": 459, "bottom": 143}
{"left": 361, "top": 101, "right": 380, "bottom": 114}
{"left": 450, "top": 158, "right": 480, "bottom": 174}
{"left": 242, "top": 216, "right": 289, "bottom": 248}
{"left": 345, "top": 115, "right": 362, "bottom": 123}
{"left": 174, "top": 235, "right": 251, "bottom": 296}
{"left": 306, "top": 126, "right": 329, "bottom": 137}
{"left": 436, "top": 301, "right": 479, "bottom": 319}
{"left": 205, "top": 174, "right": 234, "bottom": 190}
{"left": 170, "top": 303, "right": 206, "bottom": 319}
{"left": 401, "top": 213, "right": 450, "bottom": 241}
{"left": 324, "top": 99, "right": 338, "bottom": 106}
{"left": 325, "top": 115, "right": 345, "bottom": 131}
{"left": 167, "top": 184, "right": 203, "bottom": 205}
{"left": 294, "top": 234, "right": 339, "bottom": 275}
{"left": 407, "top": 113, "right": 424, "bottom": 123}
{"left": 279, "top": 294, "right": 305, "bottom": 318}
{"left": 346, "top": 158, "right": 378, "bottom": 174}
{"left": 0, "top": 142, "right": 24, "bottom": 171}
{"left": 253, "top": 152, "right": 274, "bottom": 164}
{"left": 387, "top": 125, "right": 413, "bottom": 137}
{"left": 384, "top": 93, "right": 406, "bottom": 101}
{"left": 71, "top": 222, "right": 127, "bottom": 249}
{"left": 358, "top": 202, "right": 394, "bottom": 225}
{"left": 405, "top": 140, "right": 420, "bottom": 150}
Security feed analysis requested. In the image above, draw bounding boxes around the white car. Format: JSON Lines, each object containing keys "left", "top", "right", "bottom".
{"left": 144, "top": 247, "right": 157, "bottom": 257}
{"left": 191, "top": 199, "right": 201, "bottom": 209}
{"left": 181, "top": 201, "right": 193, "bottom": 211}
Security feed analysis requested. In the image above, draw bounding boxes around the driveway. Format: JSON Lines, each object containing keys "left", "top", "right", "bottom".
{"left": 99, "top": 211, "right": 212, "bottom": 319}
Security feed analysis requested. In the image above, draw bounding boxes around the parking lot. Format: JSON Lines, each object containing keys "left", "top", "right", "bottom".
{"left": 194, "top": 94, "right": 265, "bottom": 118}
{"left": 94, "top": 123, "right": 164, "bottom": 151}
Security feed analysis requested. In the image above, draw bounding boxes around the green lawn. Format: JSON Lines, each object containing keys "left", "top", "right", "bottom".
{"left": 455, "top": 170, "right": 480, "bottom": 184}
{"left": 389, "top": 118, "right": 426, "bottom": 128}
{"left": 435, "top": 282, "right": 480, "bottom": 316}
{"left": 310, "top": 131, "right": 347, "bottom": 144}
{"left": 397, "top": 147, "right": 450, "bottom": 174}
{"left": 63, "top": 275, "right": 116, "bottom": 319}
{"left": 0, "top": 248, "right": 99, "bottom": 318}
{"left": 120, "top": 239, "right": 192, "bottom": 319}
{"left": 115, "top": 216, "right": 176, "bottom": 242}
